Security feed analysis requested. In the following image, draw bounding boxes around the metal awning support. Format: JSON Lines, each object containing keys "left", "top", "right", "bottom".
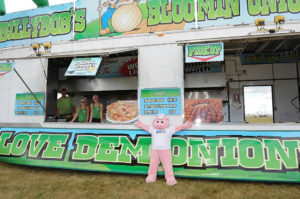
{"left": 13, "top": 68, "right": 46, "bottom": 112}
{"left": 255, "top": 41, "right": 271, "bottom": 53}
{"left": 272, "top": 40, "right": 287, "bottom": 52}
{"left": 293, "top": 43, "right": 300, "bottom": 51}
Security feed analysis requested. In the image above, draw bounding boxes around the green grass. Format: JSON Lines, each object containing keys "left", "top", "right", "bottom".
{"left": 1, "top": 162, "right": 300, "bottom": 199}
{"left": 246, "top": 116, "right": 273, "bottom": 123}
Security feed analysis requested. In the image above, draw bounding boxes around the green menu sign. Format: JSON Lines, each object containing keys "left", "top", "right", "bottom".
{"left": 140, "top": 88, "right": 181, "bottom": 115}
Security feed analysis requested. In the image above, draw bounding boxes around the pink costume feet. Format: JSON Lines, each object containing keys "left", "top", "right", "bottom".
{"left": 146, "top": 175, "right": 156, "bottom": 183}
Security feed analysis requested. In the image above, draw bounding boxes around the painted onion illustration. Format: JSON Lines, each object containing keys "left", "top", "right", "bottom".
{"left": 111, "top": 2, "right": 142, "bottom": 33}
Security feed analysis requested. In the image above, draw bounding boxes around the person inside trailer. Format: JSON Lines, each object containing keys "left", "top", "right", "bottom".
{"left": 71, "top": 97, "right": 90, "bottom": 123}
{"left": 56, "top": 88, "right": 76, "bottom": 122}
{"left": 90, "top": 94, "right": 104, "bottom": 123}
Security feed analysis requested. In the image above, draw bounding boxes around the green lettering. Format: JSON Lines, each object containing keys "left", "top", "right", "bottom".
{"left": 216, "top": 0, "right": 225, "bottom": 18}
{"left": 50, "top": 13, "right": 60, "bottom": 36}
{"left": 188, "top": 138, "right": 220, "bottom": 167}
{"left": 248, "top": 0, "right": 261, "bottom": 15}
{"left": 71, "top": 135, "right": 98, "bottom": 160}
{"left": 60, "top": 12, "right": 71, "bottom": 34}
{"left": 21, "top": 17, "right": 31, "bottom": 39}
{"left": 161, "top": 0, "right": 172, "bottom": 24}
{"left": 278, "top": 0, "right": 288, "bottom": 12}
{"left": 31, "top": 16, "right": 42, "bottom": 38}
{"left": 261, "top": 0, "right": 277, "bottom": 15}
{"left": 221, "top": 138, "right": 238, "bottom": 167}
{"left": 148, "top": 0, "right": 161, "bottom": 26}
{"left": 13, "top": 19, "right": 22, "bottom": 40}
{"left": 95, "top": 136, "right": 119, "bottom": 162}
{"left": 172, "top": 0, "right": 184, "bottom": 23}
{"left": 198, "top": 0, "right": 216, "bottom": 20}
{"left": 0, "top": 132, "right": 13, "bottom": 155}
{"left": 188, "top": 46, "right": 195, "bottom": 57}
{"left": 75, "top": 9, "right": 86, "bottom": 32}
{"left": 184, "top": 0, "right": 195, "bottom": 22}
{"left": 288, "top": 0, "right": 300, "bottom": 13}
{"left": 171, "top": 137, "right": 188, "bottom": 165}
{"left": 118, "top": 136, "right": 151, "bottom": 164}
{"left": 40, "top": 15, "right": 51, "bottom": 37}
{"left": 225, "top": 0, "right": 240, "bottom": 18}
{"left": 239, "top": 139, "right": 264, "bottom": 168}
{"left": 28, "top": 134, "right": 50, "bottom": 158}
{"left": 8, "top": 20, "right": 16, "bottom": 40}
{"left": 264, "top": 139, "right": 299, "bottom": 170}
{"left": 215, "top": 44, "right": 222, "bottom": 55}
{"left": 11, "top": 133, "right": 30, "bottom": 156}
{"left": 42, "top": 134, "right": 69, "bottom": 159}
{"left": 0, "top": 22, "right": 8, "bottom": 42}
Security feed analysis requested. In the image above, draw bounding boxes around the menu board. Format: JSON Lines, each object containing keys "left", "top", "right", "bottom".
{"left": 140, "top": 88, "right": 181, "bottom": 115}
{"left": 65, "top": 57, "right": 102, "bottom": 76}
{"left": 15, "top": 93, "right": 44, "bottom": 115}
{"left": 0, "top": 61, "right": 14, "bottom": 77}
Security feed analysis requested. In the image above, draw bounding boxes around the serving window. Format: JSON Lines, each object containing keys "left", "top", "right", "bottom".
{"left": 45, "top": 50, "right": 138, "bottom": 124}
{"left": 184, "top": 38, "right": 300, "bottom": 124}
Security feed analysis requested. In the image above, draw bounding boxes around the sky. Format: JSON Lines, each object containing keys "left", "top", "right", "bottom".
{"left": 244, "top": 86, "right": 273, "bottom": 115}
{"left": 5, "top": 0, "right": 75, "bottom": 13}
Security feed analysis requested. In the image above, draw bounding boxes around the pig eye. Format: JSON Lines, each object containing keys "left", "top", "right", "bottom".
{"left": 156, "top": 121, "right": 159, "bottom": 123}
{"left": 161, "top": 121, "right": 163, "bottom": 123}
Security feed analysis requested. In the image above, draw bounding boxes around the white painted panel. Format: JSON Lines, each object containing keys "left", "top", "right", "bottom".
{"left": 274, "top": 63, "right": 297, "bottom": 79}
{"left": 274, "top": 80, "right": 300, "bottom": 122}
{"left": 0, "top": 59, "right": 47, "bottom": 124}
{"left": 138, "top": 44, "right": 184, "bottom": 125}
{"left": 184, "top": 73, "right": 226, "bottom": 88}
{"left": 138, "top": 44, "right": 183, "bottom": 89}
{"left": 225, "top": 60, "right": 237, "bottom": 75}
{"left": 239, "top": 64, "right": 273, "bottom": 80}
{"left": 0, "top": 74, "right": 11, "bottom": 123}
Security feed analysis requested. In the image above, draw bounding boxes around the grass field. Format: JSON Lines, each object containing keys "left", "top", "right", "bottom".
{"left": 1, "top": 162, "right": 300, "bottom": 199}
{"left": 245, "top": 116, "right": 273, "bottom": 123}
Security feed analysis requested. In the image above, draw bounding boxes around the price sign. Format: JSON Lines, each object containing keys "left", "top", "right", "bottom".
{"left": 140, "top": 88, "right": 181, "bottom": 115}
{"left": 15, "top": 93, "right": 44, "bottom": 115}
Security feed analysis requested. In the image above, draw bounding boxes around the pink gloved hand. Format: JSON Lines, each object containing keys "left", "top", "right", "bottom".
{"left": 134, "top": 120, "right": 143, "bottom": 128}
{"left": 183, "top": 121, "right": 193, "bottom": 129}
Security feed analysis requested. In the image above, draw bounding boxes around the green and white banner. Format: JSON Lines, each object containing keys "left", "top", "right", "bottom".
{"left": 1, "top": 0, "right": 300, "bottom": 48}
{"left": 1, "top": 127, "right": 300, "bottom": 183}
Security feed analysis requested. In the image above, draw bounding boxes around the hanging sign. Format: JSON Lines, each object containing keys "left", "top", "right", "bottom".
{"left": 0, "top": 62, "right": 14, "bottom": 77}
{"left": 15, "top": 93, "right": 44, "bottom": 115}
{"left": 185, "top": 43, "right": 224, "bottom": 63}
{"left": 184, "top": 62, "right": 222, "bottom": 74}
{"left": 65, "top": 57, "right": 102, "bottom": 76}
{"left": 98, "top": 56, "right": 138, "bottom": 78}
{"left": 1, "top": 127, "right": 300, "bottom": 183}
{"left": 140, "top": 88, "right": 181, "bottom": 115}
{"left": 241, "top": 50, "right": 300, "bottom": 65}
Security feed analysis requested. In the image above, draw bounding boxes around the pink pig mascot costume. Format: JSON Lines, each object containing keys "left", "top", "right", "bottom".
{"left": 134, "top": 114, "right": 192, "bottom": 186}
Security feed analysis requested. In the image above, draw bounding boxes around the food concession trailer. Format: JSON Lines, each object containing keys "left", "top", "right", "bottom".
{"left": 0, "top": 0, "right": 300, "bottom": 182}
